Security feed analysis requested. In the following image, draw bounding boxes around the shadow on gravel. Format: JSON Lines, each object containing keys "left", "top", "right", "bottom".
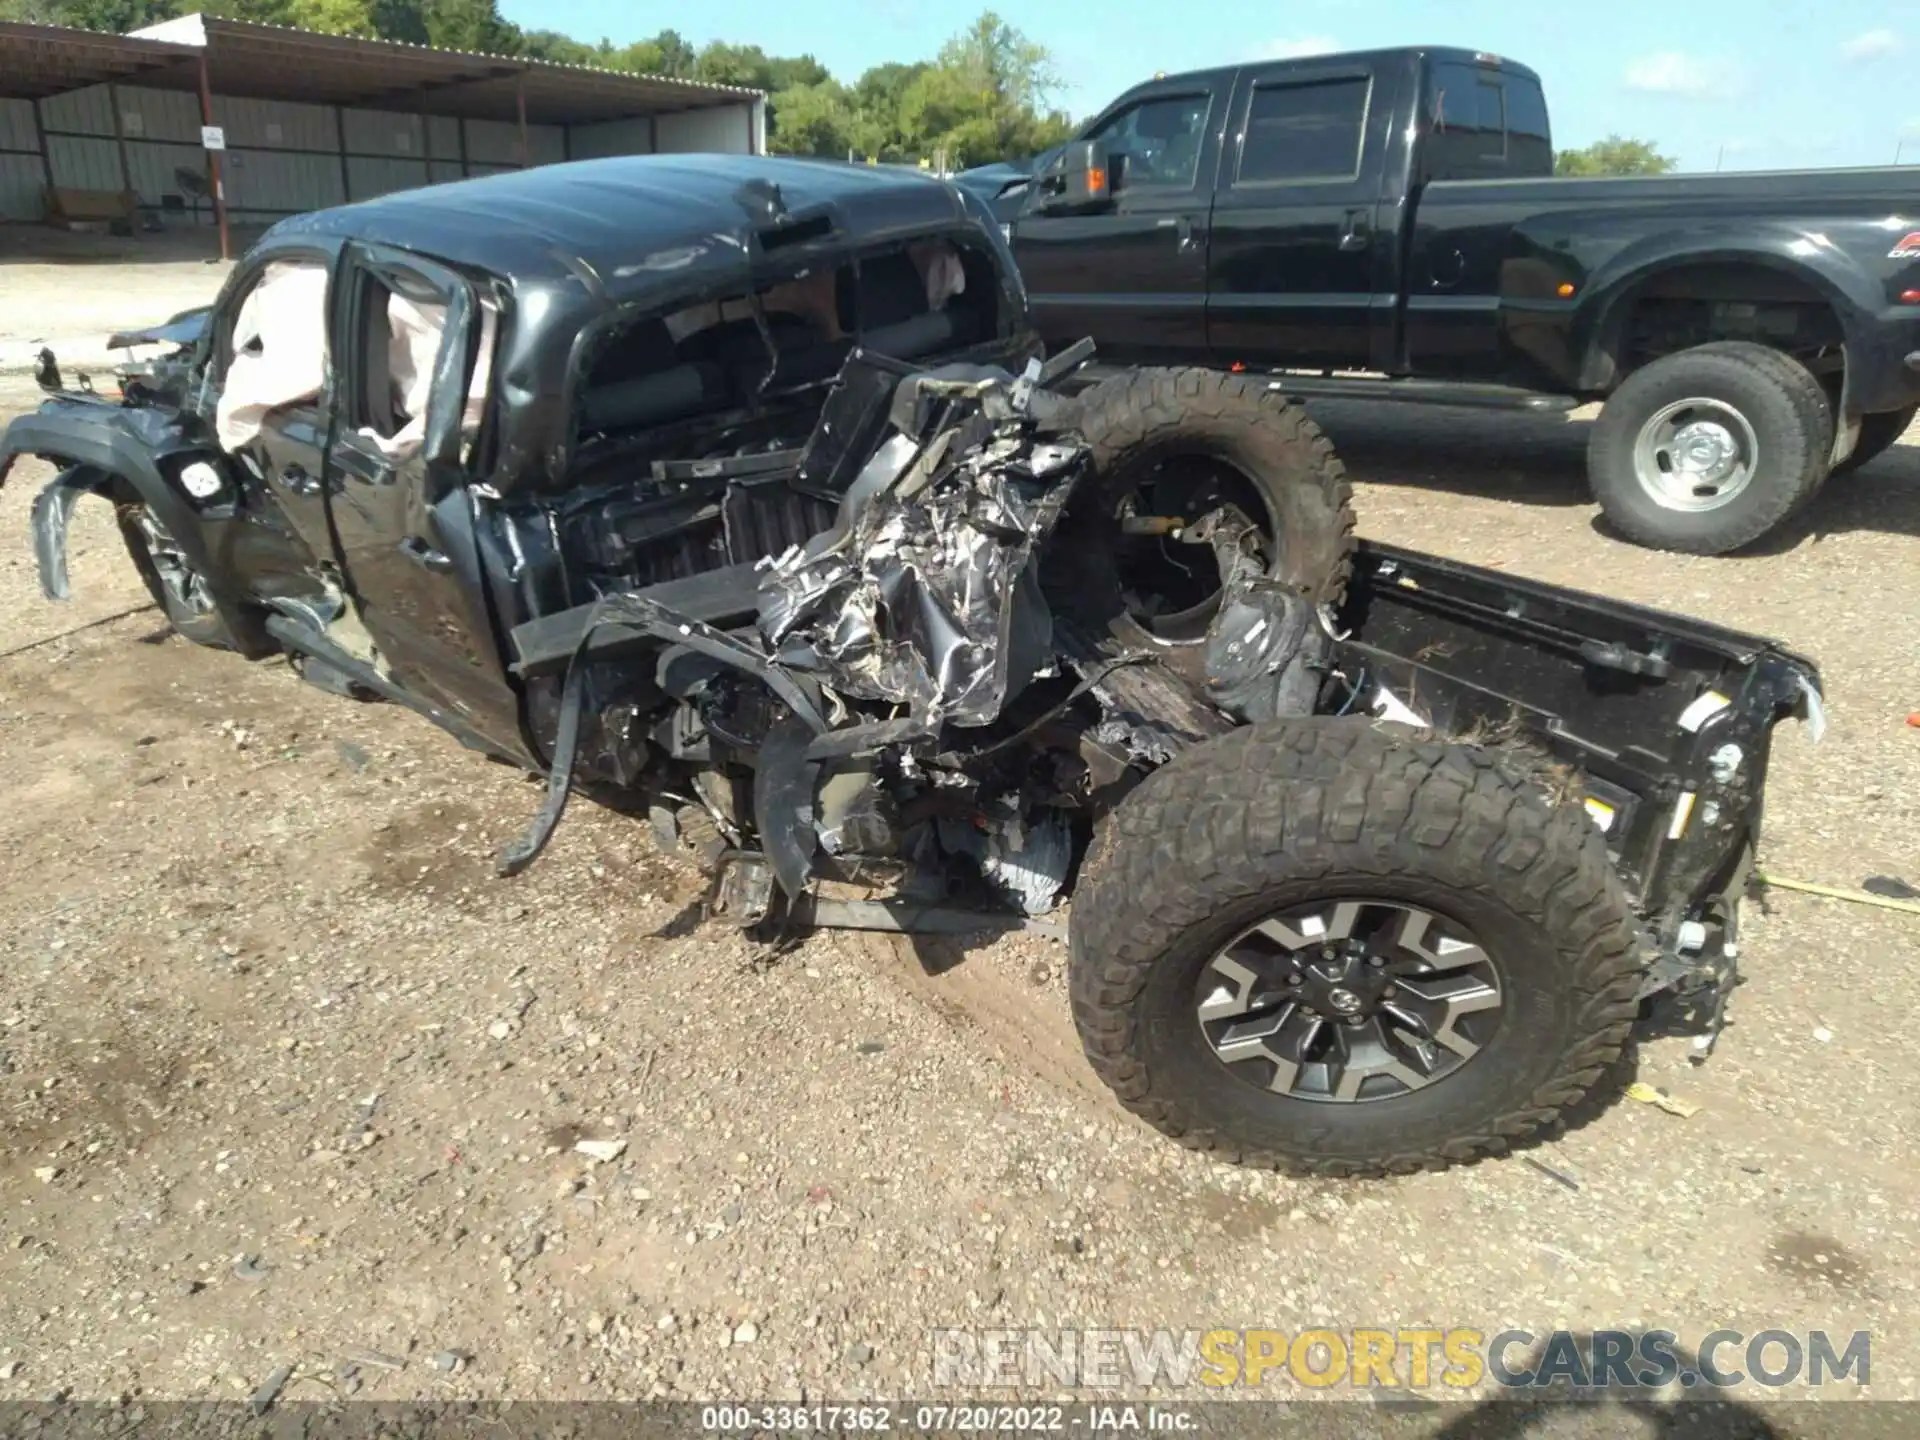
{"left": 1422, "top": 1385, "right": 1788, "bottom": 1438}
{"left": 1710, "top": 446, "right": 1920, "bottom": 554}
{"left": 1404, "top": 1332, "right": 1883, "bottom": 1440}
{"left": 1303, "top": 401, "right": 1593, "bottom": 508}
{"left": 902, "top": 931, "right": 1650, "bottom": 1172}
{"left": 649, "top": 898, "right": 707, "bottom": 939}
{"left": 1308, "top": 398, "right": 1920, "bottom": 553}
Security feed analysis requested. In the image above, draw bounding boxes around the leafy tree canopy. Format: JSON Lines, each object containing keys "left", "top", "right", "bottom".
{"left": 1554, "top": 135, "right": 1677, "bottom": 176}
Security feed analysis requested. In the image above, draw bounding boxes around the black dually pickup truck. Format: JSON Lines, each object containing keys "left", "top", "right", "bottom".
{"left": 963, "top": 46, "right": 1920, "bottom": 554}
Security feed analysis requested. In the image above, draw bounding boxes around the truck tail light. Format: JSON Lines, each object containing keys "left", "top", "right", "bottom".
{"left": 1901, "top": 289, "right": 1920, "bottom": 304}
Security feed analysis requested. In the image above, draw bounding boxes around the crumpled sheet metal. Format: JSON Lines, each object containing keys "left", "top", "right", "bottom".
{"left": 30, "top": 466, "right": 117, "bottom": 602}
{"left": 757, "top": 369, "right": 1089, "bottom": 729}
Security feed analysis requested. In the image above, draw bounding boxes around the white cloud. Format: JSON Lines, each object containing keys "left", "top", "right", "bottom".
{"left": 1623, "top": 51, "right": 1745, "bottom": 99}
{"left": 1257, "top": 36, "right": 1340, "bottom": 61}
{"left": 1840, "top": 28, "right": 1902, "bottom": 61}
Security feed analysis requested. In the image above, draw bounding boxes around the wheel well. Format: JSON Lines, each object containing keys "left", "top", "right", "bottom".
{"left": 1587, "top": 263, "right": 1846, "bottom": 395}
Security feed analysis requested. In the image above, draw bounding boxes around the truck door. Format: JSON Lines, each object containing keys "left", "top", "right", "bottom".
{"left": 321, "top": 244, "right": 520, "bottom": 752}
{"left": 1013, "top": 78, "right": 1228, "bottom": 362}
{"left": 1206, "top": 57, "right": 1403, "bottom": 370}
{"left": 206, "top": 249, "right": 340, "bottom": 575}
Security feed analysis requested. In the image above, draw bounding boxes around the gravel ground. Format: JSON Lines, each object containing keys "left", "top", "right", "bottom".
{"left": 0, "top": 235, "right": 241, "bottom": 375}
{"left": 1, "top": 359, "right": 1916, "bottom": 1428}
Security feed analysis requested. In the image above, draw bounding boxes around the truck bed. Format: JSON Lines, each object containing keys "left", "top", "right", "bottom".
{"left": 1334, "top": 540, "right": 1820, "bottom": 923}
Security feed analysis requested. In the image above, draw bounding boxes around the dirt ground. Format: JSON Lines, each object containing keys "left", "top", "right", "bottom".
{"left": 1, "top": 337, "right": 1918, "bottom": 1426}
{"left": 0, "top": 229, "right": 265, "bottom": 377}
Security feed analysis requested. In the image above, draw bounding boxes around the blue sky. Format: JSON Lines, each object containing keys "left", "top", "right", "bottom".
{"left": 500, "top": 0, "right": 1920, "bottom": 172}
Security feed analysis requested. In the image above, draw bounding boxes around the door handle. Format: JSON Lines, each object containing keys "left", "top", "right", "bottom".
{"left": 1339, "top": 210, "right": 1370, "bottom": 253}
{"left": 280, "top": 464, "right": 322, "bottom": 497}
{"left": 1174, "top": 216, "right": 1204, "bottom": 253}
{"left": 399, "top": 535, "right": 453, "bottom": 573}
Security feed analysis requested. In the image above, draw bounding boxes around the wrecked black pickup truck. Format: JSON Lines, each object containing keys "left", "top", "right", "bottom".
{"left": 2, "top": 155, "right": 1823, "bottom": 1177}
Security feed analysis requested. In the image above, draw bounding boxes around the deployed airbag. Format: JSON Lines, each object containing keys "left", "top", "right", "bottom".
{"left": 215, "top": 260, "right": 329, "bottom": 452}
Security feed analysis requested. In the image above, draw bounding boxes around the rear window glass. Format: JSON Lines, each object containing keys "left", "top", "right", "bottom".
{"left": 1505, "top": 78, "right": 1552, "bottom": 173}
{"left": 1427, "top": 63, "right": 1551, "bottom": 179}
{"left": 577, "top": 238, "right": 999, "bottom": 438}
{"left": 1236, "top": 76, "right": 1370, "bottom": 184}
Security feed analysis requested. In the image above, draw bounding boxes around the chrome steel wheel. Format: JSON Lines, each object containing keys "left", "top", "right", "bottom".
{"left": 1195, "top": 899, "right": 1504, "bottom": 1103}
{"left": 1631, "top": 397, "right": 1759, "bottom": 512}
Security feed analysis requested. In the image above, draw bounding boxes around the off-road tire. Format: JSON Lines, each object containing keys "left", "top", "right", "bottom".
{"left": 1069, "top": 719, "right": 1643, "bottom": 1177}
{"left": 1587, "top": 341, "right": 1832, "bottom": 554}
{"left": 1053, "top": 367, "right": 1355, "bottom": 647}
{"left": 1831, "top": 404, "right": 1917, "bottom": 477}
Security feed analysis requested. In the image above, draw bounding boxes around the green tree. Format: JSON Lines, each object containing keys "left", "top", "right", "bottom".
{"left": 1554, "top": 135, "right": 1677, "bottom": 176}
{"left": 846, "top": 60, "right": 930, "bottom": 159}
{"left": 0, "top": 0, "right": 179, "bottom": 24}
{"left": 293, "top": 0, "right": 379, "bottom": 36}
{"left": 766, "top": 53, "right": 829, "bottom": 91}
{"left": 891, "top": 12, "right": 1074, "bottom": 168}
{"left": 690, "top": 40, "right": 771, "bottom": 89}
{"left": 414, "top": 0, "right": 520, "bottom": 53}
{"left": 766, "top": 79, "right": 856, "bottom": 158}
{"left": 638, "top": 28, "right": 697, "bottom": 77}
{"left": 518, "top": 28, "right": 603, "bottom": 66}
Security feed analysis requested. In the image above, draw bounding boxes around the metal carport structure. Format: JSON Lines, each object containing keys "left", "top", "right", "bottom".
{"left": 0, "top": 14, "right": 766, "bottom": 258}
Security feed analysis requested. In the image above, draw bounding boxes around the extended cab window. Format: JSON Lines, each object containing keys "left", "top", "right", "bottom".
{"left": 577, "top": 237, "right": 1000, "bottom": 439}
{"left": 1504, "top": 78, "right": 1552, "bottom": 173}
{"left": 1426, "top": 63, "right": 1551, "bottom": 180}
{"left": 1086, "top": 93, "right": 1211, "bottom": 190}
{"left": 1236, "top": 76, "right": 1370, "bottom": 184}
{"left": 346, "top": 261, "right": 494, "bottom": 464}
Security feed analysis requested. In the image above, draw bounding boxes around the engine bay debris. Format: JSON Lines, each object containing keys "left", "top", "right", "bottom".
{"left": 756, "top": 363, "right": 1089, "bottom": 728}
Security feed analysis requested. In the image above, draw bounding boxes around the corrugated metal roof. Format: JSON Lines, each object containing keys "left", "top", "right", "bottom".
{"left": 0, "top": 21, "right": 202, "bottom": 101}
{"left": 0, "top": 16, "right": 760, "bottom": 124}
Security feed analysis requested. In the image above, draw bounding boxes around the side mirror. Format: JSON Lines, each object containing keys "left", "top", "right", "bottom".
{"left": 1031, "top": 140, "right": 1114, "bottom": 216}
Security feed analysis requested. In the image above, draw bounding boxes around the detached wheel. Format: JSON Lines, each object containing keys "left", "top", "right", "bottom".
{"left": 1587, "top": 341, "right": 1832, "bottom": 553}
{"left": 1831, "top": 404, "right": 1917, "bottom": 477}
{"left": 1053, "top": 367, "right": 1354, "bottom": 651}
{"left": 1069, "top": 721, "right": 1642, "bottom": 1176}
{"left": 118, "top": 504, "right": 239, "bottom": 649}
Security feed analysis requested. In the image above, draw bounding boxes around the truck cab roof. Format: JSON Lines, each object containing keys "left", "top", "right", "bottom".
{"left": 268, "top": 154, "right": 988, "bottom": 304}
{"left": 1119, "top": 46, "right": 1542, "bottom": 100}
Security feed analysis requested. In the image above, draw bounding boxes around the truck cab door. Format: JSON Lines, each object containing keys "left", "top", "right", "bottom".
{"left": 202, "top": 249, "right": 341, "bottom": 584}
{"left": 1401, "top": 61, "right": 1556, "bottom": 376}
{"left": 1206, "top": 57, "right": 1405, "bottom": 370}
{"left": 322, "top": 244, "right": 519, "bottom": 753}
{"left": 1012, "top": 79, "right": 1227, "bottom": 362}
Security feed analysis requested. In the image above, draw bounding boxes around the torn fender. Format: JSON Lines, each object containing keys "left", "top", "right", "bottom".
{"left": 30, "top": 466, "right": 117, "bottom": 601}
{"left": 1, "top": 399, "right": 265, "bottom": 652}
